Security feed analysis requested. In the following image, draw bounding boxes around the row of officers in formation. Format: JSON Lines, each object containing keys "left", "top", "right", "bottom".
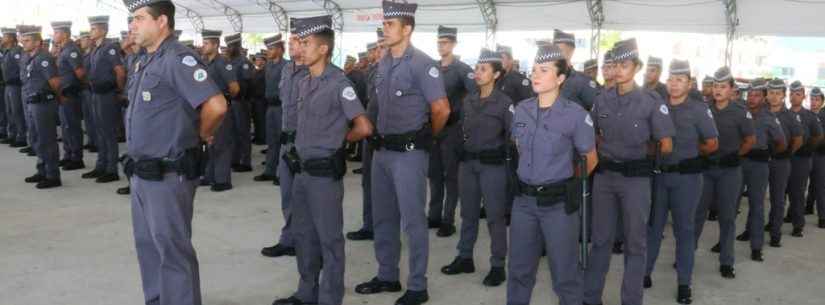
{"left": 2, "top": 1, "right": 825, "bottom": 305}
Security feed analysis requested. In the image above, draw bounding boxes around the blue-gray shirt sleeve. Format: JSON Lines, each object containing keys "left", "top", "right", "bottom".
{"left": 338, "top": 80, "right": 366, "bottom": 120}
{"left": 648, "top": 95, "right": 676, "bottom": 140}
{"left": 168, "top": 53, "right": 220, "bottom": 109}
{"left": 696, "top": 104, "right": 719, "bottom": 140}
{"left": 414, "top": 59, "right": 447, "bottom": 104}
{"left": 575, "top": 110, "right": 596, "bottom": 154}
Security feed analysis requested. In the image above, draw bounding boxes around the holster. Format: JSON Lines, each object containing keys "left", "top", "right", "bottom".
{"left": 564, "top": 177, "right": 583, "bottom": 215}
{"left": 302, "top": 149, "right": 347, "bottom": 180}
{"left": 519, "top": 179, "right": 567, "bottom": 208}
{"left": 282, "top": 147, "right": 302, "bottom": 174}
{"left": 121, "top": 147, "right": 205, "bottom": 181}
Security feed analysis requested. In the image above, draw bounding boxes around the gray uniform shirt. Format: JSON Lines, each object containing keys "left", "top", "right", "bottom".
{"left": 497, "top": 70, "right": 534, "bottom": 105}
{"left": 664, "top": 97, "right": 719, "bottom": 165}
{"left": 87, "top": 39, "right": 122, "bottom": 89}
{"left": 265, "top": 58, "right": 287, "bottom": 100}
{"left": 561, "top": 69, "right": 599, "bottom": 110}
{"left": 203, "top": 55, "right": 236, "bottom": 96}
{"left": 709, "top": 101, "right": 755, "bottom": 156}
{"left": 279, "top": 62, "right": 307, "bottom": 132}
{"left": 21, "top": 49, "right": 56, "bottom": 101}
{"left": 461, "top": 89, "right": 513, "bottom": 152}
{"left": 774, "top": 107, "right": 804, "bottom": 155}
{"left": 56, "top": 41, "right": 83, "bottom": 93}
{"left": 750, "top": 108, "right": 785, "bottom": 151}
{"left": 0, "top": 45, "right": 23, "bottom": 84}
{"left": 793, "top": 107, "right": 823, "bottom": 147}
{"left": 441, "top": 58, "right": 477, "bottom": 121}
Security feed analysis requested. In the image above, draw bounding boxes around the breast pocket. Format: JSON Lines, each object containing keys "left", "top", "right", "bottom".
{"left": 622, "top": 112, "right": 652, "bottom": 145}
{"left": 537, "top": 129, "right": 568, "bottom": 156}
{"left": 139, "top": 73, "right": 174, "bottom": 110}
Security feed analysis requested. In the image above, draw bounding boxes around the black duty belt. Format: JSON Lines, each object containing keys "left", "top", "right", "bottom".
{"left": 301, "top": 149, "right": 347, "bottom": 180}
{"left": 372, "top": 124, "right": 432, "bottom": 152}
{"left": 461, "top": 147, "right": 506, "bottom": 165}
{"left": 598, "top": 158, "right": 654, "bottom": 177}
{"left": 705, "top": 153, "right": 741, "bottom": 168}
{"left": 518, "top": 179, "right": 569, "bottom": 207}
{"left": 659, "top": 156, "right": 706, "bottom": 174}
{"left": 5, "top": 79, "right": 21, "bottom": 86}
{"left": 122, "top": 147, "right": 205, "bottom": 181}
{"left": 746, "top": 149, "right": 771, "bottom": 162}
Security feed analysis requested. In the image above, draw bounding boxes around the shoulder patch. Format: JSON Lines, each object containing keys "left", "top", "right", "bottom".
{"left": 14, "top": 54, "right": 20, "bottom": 59}
{"left": 226, "top": 64, "right": 233, "bottom": 71}
{"left": 467, "top": 72, "right": 475, "bottom": 80}
{"left": 342, "top": 86, "right": 357, "bottom": 101}
{"left": 776, "top": 118, "right": 782, "bottom": 125}
{"left": 194, "top": 69, "right": 208, "bottom": 82}
{"left": 508, "top": 104, "right": 515, "bottom": 114}
{"left": 707, "top": 108, "right": 714, "bottom": 119}
{"left": 589, "top": 80, "right": 598, "bottom": 88}
{"left": 796, "top": 114, "right": 802, "bottom": 122}
{"left": 428, "top": 66, "right": 440, "bottom": 78}
{"left": 585, "top": 114, "right": 594, "bottom": 127}
{"left": 41, "top": 60, "right": 49, "bottom": 68}
{"left": 108, "top": 49, "right": 116, "bottom": 56}
{"left": 181, "top": 55, "right": 197, "bottom": 67}
{"left": 659, "top": 104, "right": 669, "bottom": 115}
{"left": 70, "top": 52, "right": 78, "bottom": 58}
{"left": 243, "top": 63, "right": 249, "bottom": 70}
{"left": 746, "top": 112, "right": 753, "bottom": 119}
{"left": 522, "top": 79, "right": 530, "bottom": 87}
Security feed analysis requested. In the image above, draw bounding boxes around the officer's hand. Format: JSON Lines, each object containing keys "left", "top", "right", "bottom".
{"left": 203, "top": 135, "right": 215, "bottom": 145}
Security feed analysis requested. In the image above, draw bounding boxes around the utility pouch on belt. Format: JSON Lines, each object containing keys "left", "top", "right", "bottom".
{"left": 282, "top": 147, "right": 302, "bottom": 174}
{"left": 302, "top": 149, "right": 347, "bottom": 180}
{"left": 565, "top": 178, "right": 582, "bottom": 215}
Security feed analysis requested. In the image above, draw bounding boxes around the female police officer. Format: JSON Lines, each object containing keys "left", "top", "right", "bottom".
{"left": 440, "top": 49, "right": 512, "bottom": 287}
{"left": 507, "top": 43, "right": 597, "bottom": 305}
{"left": 584, "top": 39, "right": 675, "bottom": 305}
{"left": 644, "top": 59, "right": 719, "bottom": 304}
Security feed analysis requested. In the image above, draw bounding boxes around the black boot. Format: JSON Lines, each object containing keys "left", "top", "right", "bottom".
{"left": 81, "top": 169, "right": 103, "bottom": 179}
{"left": 769, "top": 237, "right": 782, "bottom": 248}
{"left": 261, "top": 244, "right": 296, "bottom": 257}
{"left": 791, "top": 227, "right": 803, "bottom": 237}
{"left": 736, "top": 230, "right": 750, "bottom": 241}
{"left": 720, "top": 265, "right": 735, "bottom": 279}
{"left": 116, "top": 186, "right": 131, "bottom": 195}
{"left": 819, "top": 219, "right": 825, "bottom": 229}
{"left": 436, "top": 223, "right": 456, "bottom": 237}
{"left": 677, "top": 285, "right": 693, "bottom": 304}
{"left": 711, "top": 243, "right": 720, "bottom": 253}
{"left": 25, "top": 174, "right": 45, "bottom": 183}
{"left": 482, "top": 267, "right": 505, "bottom": 287}
{"left": 441, "top": 257, "right": 475, "bottom": 275}
{"left": 612, "top": 241, "right": 623, "bottom": 254}
{"left": 35, "top": 178, "right": 62, "bottom": 189}
{"left": 751, "top": 249, "right": 764, "bottom": 262}
{"left": 95, "top": 173, "right": 120, "bottom": 183}
{"left": 395, "top": 290, "right": 429, "bottom": 305}
{"left": 643, "top": 275, "right": 652, "bottom": 288}
{"left": 346, "top": 229, "right": 374, "bottom": 241}
{"left": 355, "top": 277, "right": 402, "bottom": 295}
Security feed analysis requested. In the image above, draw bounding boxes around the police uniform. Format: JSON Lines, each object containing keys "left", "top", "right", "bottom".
{"left": 200, "top": 30, "right": 237, "bottom": 191}
{"left": 78, "top": 31, "right": 98, "bottom": 151}
{"left": 260, "top": 34, "right": 287, "bottom": 180}
{"left": 787, "top": 81, "right": 823, "bottom": 236}
{"left": 644, "top": 56, "right": 668, "bottom": 100}
{"left": 809, "top": 88, "right": 825, "bottom": 228}
{"left": 226, "top": 33, "right": 253, "bottom": 171}
{"left": 52, "top": 21, "right": 85, "bottom": 170}
{"left": 123, "top": 1, "right": 223, "bottom": 303}
{"left": 250, "top": 53, "right": 267, "bottom": 146}
{"left": 554, "top": 30, "right": 599, "bottom": 111}
{"left": 767, "top": 79, "right": 804, "bottom": 246}
{"left": 428, "top": 25, "right": 477, "bottom": 236}
{"left": 1, "top": 28, "right": 28, "bottom": 147}
{"left": 496, "top": 44, "right": 534, "bottom": 105}
{"left": 584, "top": 38, "right": 676, "bottom": 305}
{"left": 645, "top": 60, "right": 718, "bottom": 303}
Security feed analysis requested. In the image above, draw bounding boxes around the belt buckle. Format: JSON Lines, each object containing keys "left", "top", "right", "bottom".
{"left": 405, "top": 142, "right": 416, "bottom": 152}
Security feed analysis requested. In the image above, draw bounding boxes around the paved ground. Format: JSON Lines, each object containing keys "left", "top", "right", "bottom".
{"left": 2, "top": 142, "right": 825, "bottom": 305}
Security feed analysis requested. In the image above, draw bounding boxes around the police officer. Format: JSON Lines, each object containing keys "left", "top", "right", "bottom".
{"left": 439, "top": 49, "right": 511, "bottom": 287}
{"left": 77, "top": 30, "right": 99, "bottom": 153}
{"left": 583, "top": 58, "right": 599, "bottom": 83}
{"left": 261, "top": 21, "right": 304, "bottom": 258}
{"left": 224, "top": 33, "right": 253, "bottom": 173}
{"left": 249, "top": 52, "right": 267, "bottom": 146}
{"left": 701, "top": 76, "right": 714, "bottom": 103}
{"left": 51, "top": 21, "right": 86, "bottom": 171}
{"left": 584, "top": 38, "right": 676, "bottom": 305}
{"left": 254, "top": 34, "right": 287, "bottom": 184}
{"left": 124, "top": 1, "right": 228, "bottom": 304}
{"left": 766, "top": 78, "right": 803, "bottom": 248}
{"left": 644, "top": 60, "right": 719, "bottom": 304}
{"left": 643, "top": 56, "right": 668, "bottom": 100}
{"left": 428, "top": 25, "right": 476, "bottom": 237}
{"left": 82, "top": 15, "right": 125, "bottom": 183}
{"left": 507, "top": 43, "right": 596, "bottom": 305}
{"left": 786, "top": 81, "right": 822, "bottom": 237}
{"left": 19, "top": 25, "right": 62, "bottom": 189}
{"left": 808, "top": 87, "right": 825, "bottom": 229}
{"left": 271, "top": 16, "right": 373, "bottom": 305}
{"left": 554, "top": 29, "right": 599, "bottom": 111}
{"left": 354, "top": 2, "right": 450, "bottom": 304}
{"left": 496, "top": 44, "right": 534, "bottom": 105}
{"left": 1, "top": 27, "right": 28, "bottom": 148}
{"left": 735, "top": 79, "right": 785, "bottom": 262}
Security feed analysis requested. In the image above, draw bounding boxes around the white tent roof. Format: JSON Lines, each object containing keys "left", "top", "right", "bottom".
{"left": 168, "top": 0, "right": 825, "bottom": 37}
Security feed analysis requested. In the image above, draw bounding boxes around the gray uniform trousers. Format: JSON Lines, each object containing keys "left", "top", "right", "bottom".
{"left": 262, "top": 106, "right": 282, "bottom": 176}
{"left": 742, "top": 159, "right": 769, "bottom": 250}
{"left": 5, "top": 85, "right": 26, "bottom": 143}
{"left": 92, "top": 91, "right": 120, "bottom": 174}
{"left": 230, "top": 99, "right": 251, "bottom": 167}
{"left": 768, "top": 159, "right": 792, "bottom": 240}
{"left": 205, "top": 116, "right": 234, "bottom": 185}
{"left": 31, "top": 102, "right": 60, "bottom": 180}
{"left": 252, "top": 98, "right": 267, "bottom": 143}
{"left": 25, "top": 99, "right": 38, "bottom": 151}
{"left": 131, "top": 174, "right": 201, "bottom": 305}
{"left": 80, "top": 89, "right": 97, "bottom": 147}
{"left": 428, "top": 124, "right": 461, "bottom": 224}
{"left": 360, "top": 141, "right": 374, "bottom": 231}
{"left": 58, "top": 95, "right": 83, "bottom": 161}
{"left": 292, "top": 173, "right": 346, "bottom": 305}
{"left": 457, "top": 160, "right": 507, "bottom": 267}
{"left": 372, "top": 149, "right": 430, "bottom": 291}
{"left": 507, "top": 196, "right": 582, "bottom": 305}
{"left": 696, "top": 166, "right": 742, "bottom": 267}
{"left": 811, "top": 155, "right": 825, "bottom": 221}
{"left": 584, "top": 170, "right": 651, "bottom": 305}
{"left": 0, "top": 85, "right": 6, "bottom": 136}
{"left": 646, "top": 172, "right": 701, "bottom": 286}
{"left": 275, "top": 144, "right": 295, "bottom": 246}
{"left": 788, "top": 156, "right": 813, "bottom": 229}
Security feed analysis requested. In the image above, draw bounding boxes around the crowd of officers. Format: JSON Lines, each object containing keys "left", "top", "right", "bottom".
{"left": 2, "top": 1, "right": 825, "bottom": 305}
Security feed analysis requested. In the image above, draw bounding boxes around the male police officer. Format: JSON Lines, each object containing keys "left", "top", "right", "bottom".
{"left": 354, "top": 2, "right": 450, "bottom": 304}
{"left": 808, "top": 87, "right": 825, "bottom": 228}
{"left": 52, "top": 21, "right": 86, "bottom": 171}
{"left": 124, "top": 0, "right": 228, "bottom": 304}
{"left": 554, "top": 29, "right": 599, "bottom": 110}
{"left": 77, "top": 30, "right": 99, "bottom": 153}
{"left": 496, "top": 44, "right": 533, "bottom": 105}
{"left": 82, "top": 15, "right": 125, "bottom": 183}
{"left": 583, "top": 58, "right": 599, "bottom": 82}
{"left": 785, "top": 81, "right": 822, "bottom": 237}
{"left": 254, "top": 34, "right": 287, "bottom": 184}
{"left": 224, "top": 33, "right": 254, "bottom": 173}
{"left": 428, "top": 25, "right": 477, "bottom": 237}
{"left": 643, "top": 56, "right": 668, "bottom": 99}
{"left": 1, "top": 27, "right": 28, "bottom": 148}
{"left": 19, "top": 25, "right": 63, "bottom": 189}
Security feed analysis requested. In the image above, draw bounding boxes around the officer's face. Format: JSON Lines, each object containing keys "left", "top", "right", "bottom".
{"left": 288, "top": 35, "right": 302, "bottom": 61}
{"left": 52, "top": 30, "right": 68, "bottom": 44}
{"left": 266, "top": 45, "right": 283, "bottom": 59}
{"left": 1, "top": 34, "right": 13, "bottom": 46}
{"left": 713, "top": 82, "right": 734, "bottom": 103}
{"left": 811, "top": 95, "right": 824, "bottom": 111}
{"left": 767, "top": 89, "right": 786, "bottom": 107}
{"left": 702, "top": 83, "right": 713, "bottom": 96}
{"left": 666, "top": 74, "right": 690, "bottom": 99}
{"left": 531, "top": 61, "right": 566, "bottom": 95}
{"left": 747, "top": 90, "right": 766, "bottom": 110}
{"left": 89, "top": 24, "right": 107, "bottom": 41}
{"left": 201, "top": 39, "right": 218, "bottom": 56}
{"left": 78, "top": 37, "right": 90, "bottom": 49}
{"left": 437, "top": 38, "right": 455, "bottom": 58}
{"left": 584, "top": 67, "right": 598, "bottom": 80}
{"left": 300, "top": 35, "right": 328, "bottom": 67}
{"left": 382, "top": 19, "right": 410, "bottom": 47}
{"left": 20, "top": 35, "right": 38, "bottom": 53}
{"left": 644, "top": 66, "right": 661, "bottom": 84}
{"left": 255, "top": 57, "right": 266, "bottom": 68}
{"left": 614, "top": 60, "right": 639, "bottom": 85}
{"left": 602, "top": 63, "right": 615, "bottom": 82}
{"left": 473, "top": 63, "right": 499, "bottom": 88}
{"left": 790, "top": 90, "right": 805, "bottom": 106}
{"left": 500, "top": 53, "right": 513, "bottom": 71}
{"left": 131, "top": 7, "right": 166, "bottom": 48}
{"left": 557, "top": 43, "right": 574, "bottom": 62}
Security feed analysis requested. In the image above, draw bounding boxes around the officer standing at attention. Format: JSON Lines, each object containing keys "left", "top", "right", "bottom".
{"left": 428, "top": 25, "right": 476, "bottom": 237}
{"left": 765, "top": 78, "right": 803, "bottom": 248}
{"left": 261, "top": 21, "right": 304, "bottom": 258}
{"left": 19, "top": 25, "right": 63, "bottom": 189}
{"left": 583, "top": 59, "right": 599, "bottom": 83}
{"left": 439, "top": 49, "right": 511, "bottom": 287}
{"left": 644, "top": 60, "right": 719, "bottom": 304}
{"left": 249, "top": 52, "right": 267, "bottom": 146}
{"left": 643, "top": 56, "right": 668, "bottom": 100}
{"left": 584, "top": 38, "right": 675, "bottom": 305}
{"left": 254, "top": 34, "right": 287, "bottom": 184}
{"left": 200, "top": 29, "right": 239, "bottom": 192}
{"left": 496, "top": 44, "right": 534, "bottom": 106}
{"left": 82, "top": 15, "right": 125, "bottom": 183}
{"left": 354, "top": 2, "right": 450, "bottom": 305}
{"left": 225, "top": 32, "right": 254, "bottom": 173}
{"left": 735, "top": 79, "right": 785, "bottom": 262}
{"left": 51, "top": 21, "right": 86, "bottom": 171}
{"left": 77, "top": 31, "right": 99, "bottom": 153}
{"left": 554, "top": 29, "right": 599, "bottom": 111}
{"left": 508, "top": 43, "right": 597, "bottom": 305}
{"left": 701, "top": 76, "right": 714, "bottom": 103}
{"left": 693, "top": 67, "right": 755, "bottom": 279}
{"left": 807, "top": 87, "right": 825, "bottom": 228}
{"left": 1, "top": 27, "right": 28, "bottom": 148}
{"left": 271, "top": 16, "right": 373, "bottom": 305}
{"left": 786, "top": 81, "right": 822, "bottom": 237}
{"left": 124, "top": 1, "right": 228, "bottom": 304}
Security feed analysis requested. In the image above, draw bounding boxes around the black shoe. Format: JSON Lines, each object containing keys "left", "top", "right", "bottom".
{"left": 395, "top": 290, "right": 429, "bottom": 305}
{"left": 643, "top": 275, "right": 652, "bottom": 289}
{"left": 261, "top": 149, "right": 268, "bottom": 154}
{"left": 612, "top": 241, "right": 623, "bottom": 254}
{"left": 19, "top": 146, "right": 32, "bottom": 153}
{"left": 81, "top": 169, "right": 102, "bottom": 179}
{"left": 784, "top": 215, "right": 792, "bottom": 223}
{"left": 352, "top": 167, "right": 363, "bottom": 174}
{"left": 806, "top": 205, "right": 815, "bottom": 215}
{"left": 25, "top": 174, "right": 45, "bottom": 183}
{"left": 736, "top": 230, "right": 750, "bottom": 241}
{"left": 11, "top": 141, "right": 27, "bottom": 148}
{"left": 791, "top": 227, "right": 803, "bottom": 237}
{"left": 707, "top": 210, "right": 718, "bottom": 221}
{"left": 347, "top": 156, "right": 362, "bottom": 162}
{"left": 505, "top": 213, "right": 511, "bottom": 226}
{"left": 273, "top": 177, "right": 280, "bottom": 186}
{"left": 116, "top": 186, "right": 131, "bottom": 195}
{"left": 233, "top": 164, "right": 253, "bottom": 172}
{"left": 711, "top": 243, "right": 720, "bottom": 253}
{"left": 211, "top": 183, "right": 233, "bottom": 192}
{"left": 751, "top": 250, "right": 764, "bottom": 262}
{"left": 355, "top": 277, "right": 402, "bottom": 295}
{"left": 482, "top": 267, "right": 505, "bottom": 287}
{"left": 764, "top": 223, "right": 773, "bottom": 232}
{"left": 346, "top": 229, "right": 374, "bottom": 241}
{"left": 26, "top": 150, "right": 35, "bottom": 156}
{"left": 479, "top": 207, "right": 487, "bottom": 219}
{"left": 261, "top": 244, "right": 296, "bottom": 257}
{"left": 436, "top": 223, "right": 456, "bottom": 237}
{"left": 427, "top": 219, "right": 441, "bottom": 229}
{"left": 441, "top": 257, "right": 475, "bottom": 275}
{"left": 35, "top": 178, "right": 62, "bottom": 189}
{"left": 769, "top": 238, "right": 782, "bottom": 248}
{"left": 59, "top": 159, "right": 71, "bottom": 167}
{"left": 95, "top": 173, "right": 120, "bottom": 183}
{"left": 88, "top": 146, "right": 98, "bottom": 153}
{"left": 677, "top": 285, "right": 693, "bottom": 304}
{"left": 272, "top": 296, "right": 314, "bottom": 305}
{"left": 819, "top": 219, "right": 825, "bottom": 229}
{"left": 254, "top": 174, "right": 275, "bottom": 181}
{"left": 720, "top": 265, "right": 735, "bottom": 279}
{"left": 62, "top": 160, "right": 86, "bottom": 171}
